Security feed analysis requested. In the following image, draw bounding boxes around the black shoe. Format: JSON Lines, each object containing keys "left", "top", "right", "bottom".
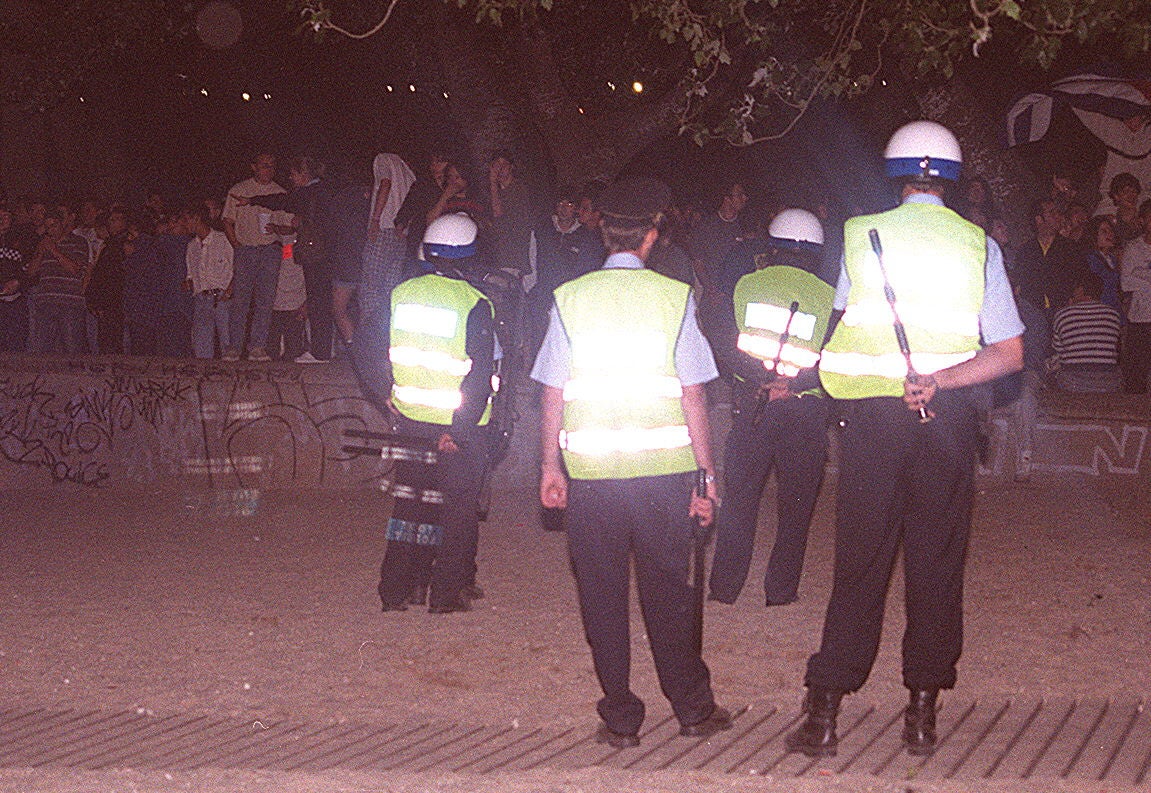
{"left": 428, "top": 598, "right": 471, "bottom": 614}
{"left": 595, "top": 724, "right": 640, "bottom": 749}
{"left": 785, "top": 688, "right": 843, "bottom": 758}
{"left": 461, "top": 583, "right": 485, "bottom": 600}
{"left": 380, "top": 601, "right": 408, "bottom": 612}
{"left": 902, "top": 688, "right": 939, "bottom": 756}
{"left": 680, "top": 706, "right": 733, "bottom": 737}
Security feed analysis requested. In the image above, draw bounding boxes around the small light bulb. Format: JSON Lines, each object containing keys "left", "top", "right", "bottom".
{"left": 200, "top": 88, "right": 209, "bottom": 96}
{"left": 632, "top": 81, "right": 643, "bottom": 94}
{"left": 242, "top": 92, "right": 251, "bottom": 101}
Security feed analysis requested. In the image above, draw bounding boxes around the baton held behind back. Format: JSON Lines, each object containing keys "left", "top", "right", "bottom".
{"left": 867, "top": 228, "right": 931, "bottom": 423}
{"left": 752, "top": 300, "right": 801, "bottom": 426}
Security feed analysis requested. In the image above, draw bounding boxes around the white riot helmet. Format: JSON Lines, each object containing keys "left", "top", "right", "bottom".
{"left": 884, "top": 120, "right": 962, "bottom": 182}
{"left": 421, "top": 212, "right": 478, "bottom": 261}
{"left": 768, "top": 208, "right": 824, "bottom": 251}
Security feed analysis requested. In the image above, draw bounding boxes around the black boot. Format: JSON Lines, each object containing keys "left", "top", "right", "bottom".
{"left": 785, "top": 687, "right": 843, "bottom": 758}
{"left": 902, "top": 688, "right": 938, "bottom": 755}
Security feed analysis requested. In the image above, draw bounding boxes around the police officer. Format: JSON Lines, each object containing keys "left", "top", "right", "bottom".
{"left": 785, "top": 122, "right": 1024, "bottom": 757}
{"left": 356, "top": 212, "right": 497, "bottom": 614}
{"left": 706, "top": 208, "right": 835, "bottom": 607}
{"left": 532, "top": 177, "right": 732, "bottom": 748}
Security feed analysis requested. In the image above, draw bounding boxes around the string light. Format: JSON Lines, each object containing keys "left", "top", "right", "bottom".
{"left": 242, "top": 92, "right": 251, "bottom": 101}
{"left": 200, "top": 88, "right": 209, "bottom": 96}
{"left": 408, "top": 84, "right": 416, "bottom": 92}
{"left": 386, "top": 85, "right": 393, "bottom": 92}
{"left": 607, "top": 81, "right": 616, "bottom": 91}
{"left": 263, "top": 93, "right": 271, "bottom": 100}
{"left": 632, "top": 81, "right": 643, "bottom": 94}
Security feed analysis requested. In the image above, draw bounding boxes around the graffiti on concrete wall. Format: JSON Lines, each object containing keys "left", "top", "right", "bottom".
{"left": 0, "top": 357, "right": 390, "bottom": 489}
{"left": 1031, "top": 423, "right": 1149, "bottom": 476}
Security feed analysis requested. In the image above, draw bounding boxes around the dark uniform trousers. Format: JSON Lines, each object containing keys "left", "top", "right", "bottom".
{"left": 805, "top": 388, "right": 980, "bottom": 694}
{"left": 426, "top": 429, "right": 488, "bottom": 609}
{"left": 709, "top": 388, "right": 829, "bottom": 605}
{"left": 566, "top": 472, "right": 717, "bottom": 736}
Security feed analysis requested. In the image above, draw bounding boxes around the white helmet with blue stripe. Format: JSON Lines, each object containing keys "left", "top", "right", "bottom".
{"left": 768, "top": 208, "right": 824, "bottom": 251}
{"left": 884, "top": 120, "right": 962, "bottom": 182}
{"left": 421, "top": 212, "right": 477, "bottom": 261}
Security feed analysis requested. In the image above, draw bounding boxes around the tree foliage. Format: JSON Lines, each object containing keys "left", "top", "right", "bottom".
{"left": 300, "top": 0, "right": 1151, "bottom": 146}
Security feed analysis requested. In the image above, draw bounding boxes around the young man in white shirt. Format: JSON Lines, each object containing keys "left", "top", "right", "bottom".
{"left": 184, "top": 203, "right": 233, "bottom": 359}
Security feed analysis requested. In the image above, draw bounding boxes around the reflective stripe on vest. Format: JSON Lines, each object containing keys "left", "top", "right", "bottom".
{"left": 389, "top": 274, "right": 494, "bottom": 425}
{"left": 819, "top": 202, "right": 984, "bottom": 399}
{"left": 554, "top": 268, "right": 696, "bottom": 480}
{"left": 733, "top": 265, "right": 833, "bottom": 391}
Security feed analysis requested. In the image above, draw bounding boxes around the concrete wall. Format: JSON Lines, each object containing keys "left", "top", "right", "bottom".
{"left": 2, "top": 354, "right": 1149, "bottom": 502}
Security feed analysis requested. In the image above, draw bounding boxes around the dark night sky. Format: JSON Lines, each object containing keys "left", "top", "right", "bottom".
{"left": 48, "top": 0, "right": 1111, "bottom": 213}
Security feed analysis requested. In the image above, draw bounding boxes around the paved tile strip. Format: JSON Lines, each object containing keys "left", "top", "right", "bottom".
{"left": 0, "top": 698, "right": 1146, "bottom": 788}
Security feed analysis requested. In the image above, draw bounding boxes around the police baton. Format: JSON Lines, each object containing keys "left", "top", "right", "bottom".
{"left": 752, "top": 300, "right": 801, "bottom": 426}
{"left": 691, "top": 468, "right": 710, "bottom": 656}
{"left": 867, "top": 229, "right": 932, "bottom": 423}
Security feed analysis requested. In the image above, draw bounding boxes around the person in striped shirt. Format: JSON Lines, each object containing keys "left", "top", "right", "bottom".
{"left": 1048, "top": 271, "right": 1122, "bottom": 393}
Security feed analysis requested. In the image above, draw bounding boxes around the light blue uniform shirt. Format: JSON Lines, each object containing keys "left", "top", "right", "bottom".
{"left": 833, "top": 193, "right": 1025, "bottom": 345}
{"left": 530, "top": 251, "right": 719, "bottom": 388}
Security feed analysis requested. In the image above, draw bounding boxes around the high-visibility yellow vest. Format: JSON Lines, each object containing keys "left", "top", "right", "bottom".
{"left": 820, "top": 201, "right": 985, "bottom": 399}
{"left": 734, "top": 265, "right": 833, "bottom": 395}
{"left": 390, "top": 274, "right": 494, "bottom": 426}
{"left": 554, "top": 268, "right": 697, "bottom": 480}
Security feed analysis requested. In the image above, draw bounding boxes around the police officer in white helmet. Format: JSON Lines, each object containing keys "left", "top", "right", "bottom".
{"left": 706, "top": 207, "right": 835, "bottom": 609}
{"left": 786, "top": 121, "right": 1025, "bottom": 758}
{"left": 355, "top": 212, "right": 497, "bottom": 614}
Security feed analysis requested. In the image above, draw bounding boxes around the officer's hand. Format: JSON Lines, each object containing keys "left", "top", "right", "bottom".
{"left": 689, "top": 479, "right": 718, "bottom": 527}
{"left": 437, "top": 432, "right": 459, "bottom": 454}
{"left": 540, "top": 465, "right": 567, "bottom": 509}
{"left": 903, "top": 374, "right": 938, "bottom": 418}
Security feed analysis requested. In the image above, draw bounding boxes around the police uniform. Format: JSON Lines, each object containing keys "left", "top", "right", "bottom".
{"left": 786, "top": 184, "right": 1024, "bottom": 758}
{"left": 707, "top": 258, "right": 834, "bottom": 606}
{"left": 531, "top": 178, "right": 729, "bottom": 746}
{"left": 356, "top": 223, "right": 497, "bottom": 614}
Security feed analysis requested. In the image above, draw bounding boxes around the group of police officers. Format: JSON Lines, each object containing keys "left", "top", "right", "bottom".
{"left": 356, "top": 120, "right": 1025, "bottom": 757}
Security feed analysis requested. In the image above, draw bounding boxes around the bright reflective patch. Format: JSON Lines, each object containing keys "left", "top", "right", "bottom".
{"left": 571, "top": 331, "right": 667, "bottom": 372}
{"left": 393, "top": 385, "right": 463, "bottom": 410}
{"left": 560, "top": 425, "right": 691, "bottom": 455}
{"left": 842, "top": 301, "right": 979, "bottom": 336}
{"left": 389, "top": 345, "right": 472, "bottom": 376}
{"left": 563, "top": 374, "right": 683, "bottom": 402}
{"left": 738, "top": 334, "right": 820, "bottom": 370}
{"left": 819, "top": 349, "right": 977, "bottom": 377}
{"left": 393, "top": 303, "right": 458, "bottom": 338}
{"left": 745, "top": 303, "right": 816, "bottom": 341}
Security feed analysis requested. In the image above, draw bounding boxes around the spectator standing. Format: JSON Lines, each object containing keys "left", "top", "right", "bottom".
{"left": 238, "top": 154, "right": 339, "bottom": 362}
{"left": 184, "top": 203, "right": 233, "bottom": 359}
{"left": 1084, "top": 215, "right": 1122, "bottom": 311}
{"left": 488, "top": 150, "right": 532, "bottom": 278}
{"left": 393, "top": 151, "right": 449, "bottom": 261}
{"left": 1048, "top": 272, "right": 1122, "bottom": 393}
{"left": 24, "top": 207, "right": 90, "bottom": 354}
{"left": 268, "top": 238, "right": 308, "bottom": 361}
{"left": 221, "top": 151, "right": 287, "bottom": 362}
{"left": 1120, "top": 199, "right": 1151, "bottom": 393}
{"left": 689, "top": 179, "right": 748, "bottom": 293}
{"left": 0, "top": 206, "right": 28, "bottom": 352}
{"left": 359, "top": 152, "right": 417, "bottom": 328}
{"left": 1108, "top": 172, "right": 1141, "bottom": 245}
{"left": 1013, "top": 197, "right": 1090, "bottom": 330}
{"left": 85, "top": 206, "right": 131, "bottom": 354}
{"left": 329, "top": 174, "right": 372, "bottom": 351}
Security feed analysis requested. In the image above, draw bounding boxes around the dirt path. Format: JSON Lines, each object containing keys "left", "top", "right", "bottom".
{"left": 0, "top": 476, "right": 1147, "bottom": 792}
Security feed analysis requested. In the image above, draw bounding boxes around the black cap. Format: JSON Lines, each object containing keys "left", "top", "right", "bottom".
{"left": 597, "top": 177, "right": 671, "bottom": 223}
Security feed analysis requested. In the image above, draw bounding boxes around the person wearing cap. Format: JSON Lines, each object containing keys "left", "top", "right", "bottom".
{"left": 705, "top": 207, "right": 835, "bottom": 609}
{"left": 785, "top": 122, "right": 1024, "bottom": 759}
{"left": 531, "top": 177, "right": 732, "bottom": 749}
{"left": 355, "top": 212, "right": 497, "bottom": 614}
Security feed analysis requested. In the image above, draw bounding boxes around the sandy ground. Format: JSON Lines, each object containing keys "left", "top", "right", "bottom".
{"left": 0, "top": 472, "right": 1148, "bottom": 793}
